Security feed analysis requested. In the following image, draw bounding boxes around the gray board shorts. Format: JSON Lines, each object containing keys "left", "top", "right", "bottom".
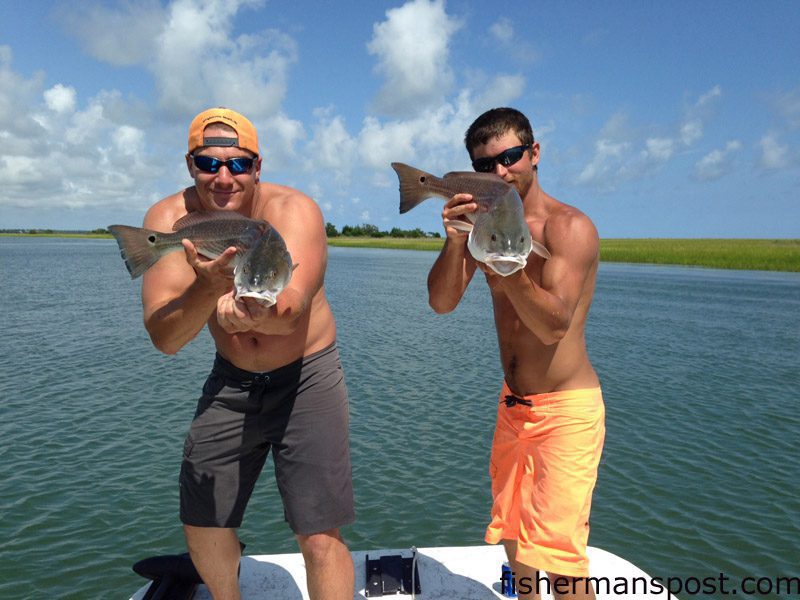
{"left": 179, "top": 342, "right": 354, "bottom": 535}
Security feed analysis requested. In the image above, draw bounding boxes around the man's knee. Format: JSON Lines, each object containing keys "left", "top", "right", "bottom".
{"left": 296, "top": 528, "right": 345, "bottom": 563}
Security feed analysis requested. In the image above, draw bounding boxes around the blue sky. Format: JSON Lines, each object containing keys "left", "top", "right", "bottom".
{"left": 1, "top": 0, "right": 798, "bottom": 237}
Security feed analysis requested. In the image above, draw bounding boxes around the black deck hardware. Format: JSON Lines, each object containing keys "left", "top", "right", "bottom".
{"left": 364, "top": 550, "right": 422, "bottom": 596}
{"left": 132, "top": 542, "right": 246, "bottom": 599}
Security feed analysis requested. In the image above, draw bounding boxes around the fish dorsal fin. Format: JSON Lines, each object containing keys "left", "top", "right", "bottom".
{"left": 172, "top": 211, "right": 256, "bottom": 231}
{"left": 441, "top": 170, "right": 504, "bottom": 181}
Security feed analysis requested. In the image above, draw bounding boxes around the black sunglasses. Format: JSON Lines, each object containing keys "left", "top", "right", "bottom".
{"left": 471, "top": 144, "right": 531, "bottom": 173}
{"left": 191, "top": 154, "right": 256, "bottom": 175}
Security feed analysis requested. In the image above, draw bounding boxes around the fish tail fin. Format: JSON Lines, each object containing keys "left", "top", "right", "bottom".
{"left": 107, "top": 225, "right": 165, "bottom": 278}
{"left": 391, "top": 162, "right": 438, "bottom": 214}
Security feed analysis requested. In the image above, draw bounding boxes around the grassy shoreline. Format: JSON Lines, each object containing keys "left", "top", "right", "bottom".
{"left": 329, "top": 237, "right": 799, "bottom": 272}
{"left": 3, "top": 233, "right": 798, "bottom": 272}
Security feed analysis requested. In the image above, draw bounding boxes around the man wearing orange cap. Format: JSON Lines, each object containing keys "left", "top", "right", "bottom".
{"left": 139, "top": 108, "right": 354, "bottom": 599}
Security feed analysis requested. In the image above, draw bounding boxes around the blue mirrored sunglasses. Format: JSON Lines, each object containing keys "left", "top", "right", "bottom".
{"left": 471, "top": 144, "right": 531, "bottom": 173}
{"left": 191, "top": 154, "right": 256, "bottom": 175}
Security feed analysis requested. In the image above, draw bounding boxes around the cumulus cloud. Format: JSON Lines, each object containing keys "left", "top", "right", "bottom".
{"left": 309, "top": 108, "right": 358, "bottom": 176}
{"left": 694, "top": 140, "right": 742, "bottom": 181}
{"left": 43, "top": 84, "right": 77, "bottom": 114}
{"left": 3, "top": 0, "right": 525, "bottom": 228}
{"left": 577, "top": 138, "right": 631, "bottom": 186}
{"left": 758, "top": 133, "right": 789, "bottom": 170}
{"left": 0, "top": 46, "right": 47, "bottom": 142}
{"left": 680, "top": 119, "right": 703, "bottom": 146}
{"left": 153, "top": 0, "right": 297, "bottom": 118}
{"left": 57, "top": 0, "right": 166, "bottom": 66}
{"left": 474, "top": 74, "right": 525, "bottom": 110}
{"left": 0, "top": 0, "right": 307, "bottom": 220}
{"left": 773, "top": 87, "right": 800, "bottom": 130}
{"left": 367, "top": 0, "right": 462, "bottom": 117}
{"left": 489, "top": 18, "right": 514, "bottom": 45}
{"left": 642, "top": 137, "right": 675, "bottom": 162}
{"left": 576, "top": 87, "right": 724, "bottom": 188}
{"left": 0, "top": 43, "right": 159, "bottom": 214}
{"left": 576, "top": 113, "right": 634, "bottom": 187}
{"left": 59, "top": 0, "right": 297, "bottom": 120}
{"left": 487, "top": 17, "right": 539, "bottom": 64}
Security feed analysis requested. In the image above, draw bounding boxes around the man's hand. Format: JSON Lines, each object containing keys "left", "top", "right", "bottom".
{"left": 442, "top": 193, "right": 477, "bottom": 241}
{"left": 182, "top": 239, "right": 237, "bottom": 294}
{"left": 216, "top": 291, "right": 256, "bottom": 333}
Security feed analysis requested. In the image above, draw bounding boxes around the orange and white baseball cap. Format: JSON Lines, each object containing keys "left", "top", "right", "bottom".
{"left": 187, "top": 107, "right": 259, "bottom": 156}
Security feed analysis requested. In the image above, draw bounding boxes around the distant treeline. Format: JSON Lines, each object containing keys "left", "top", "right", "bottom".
{"left": 2, "top": 228, "right": 109, "bottom": 235}
{"left": 2, "top": 225, "right": 441, "bottom": 239}
{"left": 326, "top": 222, "right": 441, "bottom": 239}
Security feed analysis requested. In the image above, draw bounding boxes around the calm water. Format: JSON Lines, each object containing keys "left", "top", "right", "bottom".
{"left": 1, "top": 238, "right": 798, "bottom": 599}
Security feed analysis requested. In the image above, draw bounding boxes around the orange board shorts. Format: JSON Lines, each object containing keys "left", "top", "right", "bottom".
{"left": 485, "top": 382, "right": 605, "bottom": 578}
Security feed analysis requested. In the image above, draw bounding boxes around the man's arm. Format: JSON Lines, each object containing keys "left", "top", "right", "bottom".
{"left": 427, "top": 193, "right": 480, "bottom": 313}
{"left": 493, "top": 211, "right": 598, "bottom": 345}
{"left": 141, "top": 201, "right": 238, "bottom": 354}
{"left": 215, "top": 191, "right": 327, "bottom": 336}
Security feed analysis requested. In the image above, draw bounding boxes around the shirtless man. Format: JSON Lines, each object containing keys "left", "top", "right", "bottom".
{"left": 427, "top": 107, "right": 604, "bottom": 600}
{"left": 140, "top": 107, "right": 354, "bottom": 600}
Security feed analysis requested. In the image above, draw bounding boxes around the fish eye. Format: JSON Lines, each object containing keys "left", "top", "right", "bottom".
{"left": 147, "top": 234, "right": 156, "bottom": 243}
{"left": 419, "top": 176, "right": 426, "bottom": 183}
{"left": 491, "top": 234, "right": 497, "bottom": 242}
{"left": 520, "top": 236, "right": 525, "bottom": 243}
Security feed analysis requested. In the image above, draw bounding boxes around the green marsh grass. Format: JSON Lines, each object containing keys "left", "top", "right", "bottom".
{"left": 328, "top": 237, "right": 799, "bottom": 272}
{"left": 599, "top": 239, "right": 799, "bottom": 272}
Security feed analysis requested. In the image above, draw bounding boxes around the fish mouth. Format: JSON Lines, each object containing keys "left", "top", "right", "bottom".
{"left": 235, "top": 289, "right": 278, "bottom": 307}
{"left": 483, "top": 254, "right": 527, "bottom": 276}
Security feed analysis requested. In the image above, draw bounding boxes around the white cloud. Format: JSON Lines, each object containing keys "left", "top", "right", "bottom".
{"left": 489, "top": 18, "right": 514, "bottom": 45}
{"left": 576, "top": 87, "right": 727, "bottom": 189}
{"left": 57, "top": 0, "right": 166, "bottom": 66}
{"left": 309, "top": 109, "right": 358, "bottom": 178}
{"left": 680, "top": 119, "right": 703, "bottom": 146}
{"left": 577, "top": 137, "right": 631, "bottom": 186}
{"left": 43, "top": 84, "right": 76, "bottom": 114}
{"left": 487, "top": 17, "right": 539, "bottom": 64}
{"left": 367, "top": 0, "right": 462, "bottom": 117}
{"left": 697, "top": 85, "right": 722, "bottom": 107}
{"left": 355, "top": 93, "right": 476, "bottom": 173}
{"left": 154, "top": 0, "right": 297, "bottom": 117}
{"left": 59, "top": 0, "right": 297, "bottom": 119}
{"left": 0, "top": 48, "right": 160, "bottom": 213}
{"left": 773, "top": 87, "right": 800, "bottom": 129}
{"left": 259, "top": 113, "right": 306, "bottom": 169}
{"left": 758, "top": 134, "right": 789, "bottom": 170}
{"left": 694, "top": 140, "right": 742, "bottom": 181}
{"left": 475, "top": 74, "right": 526, "bottom": 110}
{"left": 113, "top": 125, "right": 146, "bottom": 156}
{"left": 0, "top": 46, "right": 47, "bottom": 140}
{"left": 643, "top": 137, "right": 675, "bottom": 162}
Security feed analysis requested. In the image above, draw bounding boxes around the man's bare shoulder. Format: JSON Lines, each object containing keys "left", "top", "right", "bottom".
{"left": 143, "top": 188, "right": 194, "bottom": 230}
{"left": 256, "top": 182, "right": 322, "bottom": 224}
{"left": 543, "top": 200, "right": 599, "bottom": 257}
{"left": 544, "top": 202, "right": 598, "bottom": 243}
